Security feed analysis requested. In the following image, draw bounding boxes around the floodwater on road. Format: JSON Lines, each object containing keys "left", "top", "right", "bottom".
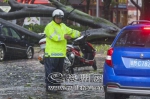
{"left": 0, "top": 58, "right": 105, "bottom": 99}
{"left": 0, "top": 48, "right": 150, "bottom": 99}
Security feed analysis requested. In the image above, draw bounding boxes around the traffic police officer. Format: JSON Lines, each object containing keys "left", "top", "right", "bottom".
{"left": 44, "top": 9, "right": 81, "bottom": 92}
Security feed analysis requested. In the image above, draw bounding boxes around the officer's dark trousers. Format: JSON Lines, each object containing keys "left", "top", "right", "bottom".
{"left": 44, "top": 57, "right": 64, "bottom": 86}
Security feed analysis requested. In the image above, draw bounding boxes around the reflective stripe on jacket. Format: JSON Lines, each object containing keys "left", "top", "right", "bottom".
{"left": 44, "top": 21, "right": 80, "bottom": 57}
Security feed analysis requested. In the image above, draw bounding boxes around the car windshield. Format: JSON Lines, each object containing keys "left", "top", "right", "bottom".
{"left": 115, "top": 30, "right": 150, "bottom": 47}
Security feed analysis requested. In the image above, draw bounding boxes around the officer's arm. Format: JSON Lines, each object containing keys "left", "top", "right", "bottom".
{"left": 64, "top": 24, "right": 80, "bottom": 38}
{"left": 44, "top": 25, "right": 65, "bottom": 41}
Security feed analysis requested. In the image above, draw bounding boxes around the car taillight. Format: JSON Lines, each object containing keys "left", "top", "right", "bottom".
{"left": 143, "top": 27, "right": 150, "bottom": 30}
{"left": 105, "top": 47, "right": 113, "bottom": 67}
{"left": 39, "top": 41, "right": 46, "bottom": 45}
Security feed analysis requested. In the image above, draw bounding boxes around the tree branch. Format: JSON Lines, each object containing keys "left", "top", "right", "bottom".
{"left": 0, "top": 7, "right": 55, "bottom": 20}
{"left": 0, "top": 0, "right": 120, "bottom": 36}
{"left": 9, "top": 0, "right": 47, "bottom": 11}
{"left": 9, "top": 0, "right": 119, "bottom": 29}
{"left": 49, "top": 0, "right": 120, "bottom": 30}
{"left": 130, "top": 0, "right": 142, "bottom": 12}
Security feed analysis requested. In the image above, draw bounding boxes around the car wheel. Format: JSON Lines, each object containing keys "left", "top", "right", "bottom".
{"left": 105, "top": 92, "right": 129, "bottom": 99}
{"left": 92, "top": 60, "right": 97, "bottom": 70}
{"left": 26, "top": 47, "right": 33, "bottom": 59}
{"left": 0, "top": 46, "right": 5, "bottom": 61}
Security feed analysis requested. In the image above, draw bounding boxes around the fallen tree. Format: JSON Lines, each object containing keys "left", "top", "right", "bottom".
{"left": 0, "top": 0, "right": 120, "bottom": 44}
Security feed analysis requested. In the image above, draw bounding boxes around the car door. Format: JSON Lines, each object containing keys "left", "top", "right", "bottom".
{"left": 0, "top": 26, "right": 14, "bottom": 56}
{"left": 9, "top": 27, "right": 27, "bottom": 57}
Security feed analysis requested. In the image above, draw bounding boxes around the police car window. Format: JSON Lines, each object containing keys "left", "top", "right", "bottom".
{"left": 115, "top": 30, "right": 150, "bottom": 47}
{"left": 10, "top": 28, "right": 21, "bottom": 40}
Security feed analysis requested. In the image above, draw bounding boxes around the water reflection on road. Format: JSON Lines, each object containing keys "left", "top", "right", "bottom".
{"left": 0, "top": 58, "right": 150, "bottom": 99}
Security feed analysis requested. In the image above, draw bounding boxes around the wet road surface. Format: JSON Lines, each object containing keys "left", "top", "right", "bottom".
{"left": 0, "top": 47, "right": 150, "bottom": 99}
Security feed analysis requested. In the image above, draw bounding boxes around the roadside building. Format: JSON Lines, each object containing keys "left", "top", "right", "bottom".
{"left": 15, "top": 0, "right": 141, "bottom": 27}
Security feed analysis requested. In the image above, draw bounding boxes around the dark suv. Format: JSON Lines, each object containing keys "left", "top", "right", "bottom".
{"left": 0, "top": 23, "right": 34, "bottom": 61}
{"left": 103, "top": 20, "right": 150, "bottom": 99}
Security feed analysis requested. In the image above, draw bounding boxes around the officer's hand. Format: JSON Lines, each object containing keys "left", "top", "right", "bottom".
{"left": 64, "top": 34, "right": 71, "bottom": 40}
{"left": 79, "top": 32, "right": 82, "bottom": 36}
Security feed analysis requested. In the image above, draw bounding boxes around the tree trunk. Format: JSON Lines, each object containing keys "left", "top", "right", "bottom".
{"left": 141, "top": 0, "right": 150, "bottom": 20}
{"left": 86, "top": 0, "right": 90, "bottom": 14}
{"left": 130, "top": 0, "right": 150, "bottom": 21}
{"left": 103, "top": 0, "right": 111, "bottom": 20}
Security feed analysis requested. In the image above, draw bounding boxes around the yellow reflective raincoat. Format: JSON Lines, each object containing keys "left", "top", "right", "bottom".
{"left": 44, "top": 21, "right": 80, "bottom": 57}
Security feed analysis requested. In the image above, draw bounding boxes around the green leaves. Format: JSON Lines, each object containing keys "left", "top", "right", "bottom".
{"left": 2, "top": 0, "right": 8, "bottom": 3}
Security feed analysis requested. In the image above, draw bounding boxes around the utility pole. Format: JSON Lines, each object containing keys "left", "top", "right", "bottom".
{"left": 96, "top": 0, "right": 99, "bottom": 17}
